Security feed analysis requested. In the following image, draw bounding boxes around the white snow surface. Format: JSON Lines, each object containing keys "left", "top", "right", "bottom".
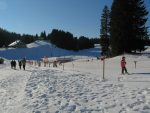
{"left": 0, "top": 54, "right": 150, "bottom": 113}
{"left": 0, "top": 40, "right": 100, "bottom": 60}
{"left": 8, "top": 40, "right": 20, "bottom": 47}
{"left": 0, "top": 41, "right": 150, "bottom": 113}
{"left": 27, "top": 41, "right": 52, "bottom": 48}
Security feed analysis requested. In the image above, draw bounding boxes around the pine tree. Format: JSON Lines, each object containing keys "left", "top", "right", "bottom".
{"left": 100, "top": 5, "right": 110, "bottom": 56}
{"left": 110, "top": 0, "right": 148, "bottom": 55}
{"left": 40, "top": 31, "right": 47, "bottom": 40}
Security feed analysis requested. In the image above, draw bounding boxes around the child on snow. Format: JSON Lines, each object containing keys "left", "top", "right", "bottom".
{"left": 121, "top": 56, "right": 129, "bottom": 74}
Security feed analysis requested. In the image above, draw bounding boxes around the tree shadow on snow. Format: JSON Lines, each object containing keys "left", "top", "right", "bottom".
{"left": 131, "top": 72, "right": 150, "bottom": 75}
{"left": 120, "top": 72, "right": 150, "bottom": 82}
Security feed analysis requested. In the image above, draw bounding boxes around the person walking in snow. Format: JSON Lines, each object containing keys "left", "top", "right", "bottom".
{"left": 18, "top": 60, "right": 22, "bottom": 69}
{"left": 11, "top": 60, "right": 13, "bottom": 69}
{"left": 22, "top": 58, "right": 26, "bottom": 70}
{"left": 121, "top": 56, "right": 128, "bottom": 74}
{"left": 14, "top": 60, "right": 16, "bottom": 69}
{"left": 10, "top": 60, "right": 16, "bottom": 69}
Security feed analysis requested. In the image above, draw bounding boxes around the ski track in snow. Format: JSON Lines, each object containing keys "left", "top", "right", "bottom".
{"left": 0, "top": 64, "right": 150, "bottom": 113}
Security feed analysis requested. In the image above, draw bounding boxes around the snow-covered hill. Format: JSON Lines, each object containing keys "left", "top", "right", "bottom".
{"left": 0, "top": 54, "right": 150, "bottom": 113}
{"left": 0, "top": 40, "right": 101, "bottom": 60}
{"left": 1, "top": 41, "right": 150, "bottom": 113}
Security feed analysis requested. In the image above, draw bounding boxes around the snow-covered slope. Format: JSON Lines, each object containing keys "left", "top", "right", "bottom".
{"left": 8, "top": 40, "right": 20, "bottom": 47}
{"left": 26, "top": 40, "right": 52, "bottom": 48}
{"left": 1, "top": 41, "right": 150, "bottom": 113}
{"left": 0, "top": 40, "right": 100, "bottom": 60}
{"left": 0, "top": 54, "right": 150, "bottom": 113}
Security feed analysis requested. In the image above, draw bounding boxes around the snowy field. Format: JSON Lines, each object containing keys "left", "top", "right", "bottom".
{"left": 0, "top": 41, "right": 100, "bottom": 60}
{"left": 0, "top": 41, "right": 150, "bottom": 113}
{"left": 0, "top": 54, "right": 150, "bottom": 113}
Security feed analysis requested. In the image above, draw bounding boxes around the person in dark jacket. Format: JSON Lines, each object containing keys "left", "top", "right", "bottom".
{"left": 14, "top": 60, "right": 16, "bottom": 69}
{"left": 10, "top": 60, "right": 16, "bottom": 69}
{"left": 18, "top": 60, "right": 22, "bottom": 69}
{"left": 22, "top": 58, "right": 26, "bottom": 70}
{"left": 11, "top": 60, "right": 13, "bottom": 69}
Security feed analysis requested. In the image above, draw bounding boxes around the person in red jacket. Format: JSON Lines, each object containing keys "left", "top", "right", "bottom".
{"left": 121, "top": 56, "right": 128, "bottom": 74}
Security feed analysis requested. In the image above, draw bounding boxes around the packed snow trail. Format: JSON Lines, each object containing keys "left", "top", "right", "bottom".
{"left": 0, "top": 59, "right": 150, "bottom": 113}
{"left": 23, "top": 68, "right": 150, "bottom": 113}
{"left": 0, "top": 65, "right": 32, "bottom": 113}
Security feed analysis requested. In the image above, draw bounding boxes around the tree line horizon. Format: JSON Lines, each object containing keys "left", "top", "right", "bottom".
{"left": 0, "top": 27, "right": 99, "bottom": 51}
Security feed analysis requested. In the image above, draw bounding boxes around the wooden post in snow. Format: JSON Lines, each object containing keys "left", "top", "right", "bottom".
{"left": 134, "top": 61, "right": 137, "bottom": 69}
{"left": 101, "top": 56, "right": 105, "bottom": 80}
{"left": 63, "top": 63, "right": 64, "bottom": 70}
{"left": 103, "top": 58, "right": 105, "bottom": 79}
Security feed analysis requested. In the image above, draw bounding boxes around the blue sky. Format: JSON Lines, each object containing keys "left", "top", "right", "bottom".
{"left": 0, "top": 0, "right": 149, "bottom": 38}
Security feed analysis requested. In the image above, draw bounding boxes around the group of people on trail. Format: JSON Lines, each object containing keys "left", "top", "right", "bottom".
{"left": 11, "top": 58, "right": 26, "bottom": 70}
{"left": 120, "top": 56, "right": 129, "bottom": 75}
{"left": 18, "top": 58, "right": 26, "bottom": 70}
{"left": 11, "top": 56, "right": 129, "bottom": 74}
